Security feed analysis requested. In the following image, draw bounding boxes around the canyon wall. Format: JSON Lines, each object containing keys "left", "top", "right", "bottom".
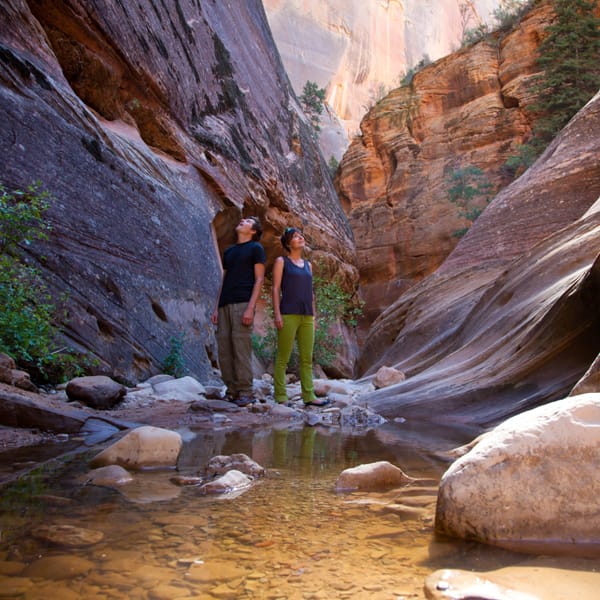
{"left": 263, "top": 0, "right": 502, "bottom": 159}
{"left": 358, "top": 88, "right": 600, "bottom": 427}
{"left": 337, "top": 2, "right": 554, "bottom": 328}
{"left": 0, "top": 0, "right": 357, "bottom": 383}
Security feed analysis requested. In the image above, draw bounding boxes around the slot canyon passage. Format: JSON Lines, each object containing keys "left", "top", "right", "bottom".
{"left": 1, "top": 1, "right": 600, "bottom": 599}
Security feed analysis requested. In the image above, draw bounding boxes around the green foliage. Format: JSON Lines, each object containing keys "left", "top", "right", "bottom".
{"left": 162, "top": 333, "right": 187, "bottom": 377}
{"left": 400, "top": 55, "right": 431, "bottom": 86}
{"left": 533, "top": 0, "right": 600, "bottom": 145}
{"left": 446, "top": 166, "right": 494, "bottom": 237}
{"left": 0, "top": 182, "right": 91, "bottom": 383}
{"left": 461, "top": 23, "right": 490, "bottom": 47}
{"left": 252, "top": 268, "right": 363, "bottom": 371}
{"left": 501, "top": 0, "right": 600, "bottom": 181}
{"left": 327, "top": 155, "right": 339, "bottom": 179}
{"left": 299, "top": 81, "right": 326, "bottom": 134}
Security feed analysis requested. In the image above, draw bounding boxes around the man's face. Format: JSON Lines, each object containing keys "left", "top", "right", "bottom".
{"left": 236, "top": 218, "right": 256, "bottom": 235}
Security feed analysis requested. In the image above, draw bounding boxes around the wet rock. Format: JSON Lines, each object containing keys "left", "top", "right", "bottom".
{"left": 340, "top": 405, "right": 386, "bottom": 428}
{"left": 89, "top": 425, "right": 182, "bottom": 469}
{"left": 185, "top": 559, "right": 247, "bottom": 583}
{"left": 23, "top": 555, "right": 94, "bottom": 580}
{"left": 270, "top": 403, "right": 303, "bottom": 419}
{"left": 31, "top": 523, "right": 104, "bottom": 547}
{"left": 66, "top": 376, "right": 126, "bottom": 409}
{"left": 200, "top": 469, "right": 253, "bottom": 495}
{"left": 152, "top": 376, "right": 206, "bottom": 400}
{"left": 436, "top": 393, "right": 600, "bottom": 553}
{"left": 79, "top": 417, "right": 120, "bottom": 445}
{"left": 206, "top": 453, "right": 265, "bottom": 478}
{"left": 170, "top": 475, "right": 203, "bottom": 486}
{"left": 116, "top": 472, "right": 181, "bottom": 504}
{"left": 373, "top": 365, "right": 406, "bottom": 389}
{"left": 0, "top": 575, "right": 33, "bottom": 596}
{"left": 86, "top": 464, "right": 134, "bottom": 486}
{"left": 335, "top": 460, "right": 413, "bottom": 491}
{"left": 189, "top": 399, "right": 240, "bottom": 412}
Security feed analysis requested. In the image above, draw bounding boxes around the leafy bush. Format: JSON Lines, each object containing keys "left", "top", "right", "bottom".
{"left": 446, "top": 166, "right": 494, "bottom": 237}
{"left": 252, "top": 267, "right": 363, "bottom": 371}
{"left": 299, "top": 80, "right": 326, "bottom": 134}
{"left": 0, "top": 182, "right": 92, "bottom": 382}
{"left": 162, "top": 333, "right": 187, "bottom": 378}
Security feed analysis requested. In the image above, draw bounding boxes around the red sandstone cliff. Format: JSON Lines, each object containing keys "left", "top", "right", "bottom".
{"left": 0, "top": 0, "right": 357, "bottom": 382}
{"left": 337, "top": 1, "right": 555, "bottom": 330}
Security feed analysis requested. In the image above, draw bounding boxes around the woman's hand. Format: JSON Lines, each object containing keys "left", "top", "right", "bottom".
{"left": 274, "top": 313, "right": 283, "bottom": 330}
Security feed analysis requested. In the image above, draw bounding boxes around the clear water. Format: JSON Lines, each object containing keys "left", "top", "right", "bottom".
{"left": 0, "top": 422, "right": 595, "bottom": 599}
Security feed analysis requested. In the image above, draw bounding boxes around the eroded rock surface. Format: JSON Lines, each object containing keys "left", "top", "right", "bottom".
{"left": 0, "top": 0, "right": 357, "bottom": 383}
{"left": 435, "top": 393, "right": 600, "bottom": 555}
{"left": 357, "top": 88, "right": 600, "bottom": 426}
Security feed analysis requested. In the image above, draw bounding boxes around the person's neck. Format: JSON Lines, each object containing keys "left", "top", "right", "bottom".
{"left": 289, "top": 250, "right": 303, "bottom": 263}
{"left": 237, "top": 233, "right": 253, "bottom": 244}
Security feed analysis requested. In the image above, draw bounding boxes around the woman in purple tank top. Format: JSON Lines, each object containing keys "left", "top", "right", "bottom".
{"left": 272, "top": 227, "right": 330, "bottom": 407}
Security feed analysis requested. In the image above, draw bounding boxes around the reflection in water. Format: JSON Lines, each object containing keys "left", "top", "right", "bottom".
{"left": 0, "top": 423, "right": 596, "bottom": 599}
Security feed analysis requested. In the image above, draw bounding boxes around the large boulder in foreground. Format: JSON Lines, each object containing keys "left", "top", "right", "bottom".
{"left": 435, "top": 393, "right": 600, "bottom": 556}
{"left": 89, "top": 425, "right": 182, "bottom": 469}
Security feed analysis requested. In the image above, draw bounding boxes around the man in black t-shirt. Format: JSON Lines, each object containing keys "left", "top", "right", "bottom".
{"left": 212, "top": 216, "right": 266, "bottom": 406}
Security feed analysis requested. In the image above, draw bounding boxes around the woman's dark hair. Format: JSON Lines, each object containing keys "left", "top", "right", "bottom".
{"left": 280, "top": 227, "right": 301, "bottom": 252}
{"left": 248, "top": 216, "right": 263, "bottom": 241}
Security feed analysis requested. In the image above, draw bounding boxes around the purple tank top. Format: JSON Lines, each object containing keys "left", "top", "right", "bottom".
{"left": 279, "top": 256, "right": 313, "bottom": 315}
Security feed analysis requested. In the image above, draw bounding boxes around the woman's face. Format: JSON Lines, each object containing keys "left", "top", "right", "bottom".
{"left": 289, "top": 230, "right": 305, "bottom": 250}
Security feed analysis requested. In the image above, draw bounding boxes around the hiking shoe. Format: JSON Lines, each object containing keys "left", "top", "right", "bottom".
{"left": 234, "top": 395, "right": 256, "bottom": 407}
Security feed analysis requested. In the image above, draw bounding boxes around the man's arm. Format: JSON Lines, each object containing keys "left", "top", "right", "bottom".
{"left": 241, "top": 262, "right": 265, "bottom": 326}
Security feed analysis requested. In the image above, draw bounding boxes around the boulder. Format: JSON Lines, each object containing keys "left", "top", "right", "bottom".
{"left": 206, "top": 453, "right": 265, "bottom": 478}
{"left": 435, "top": 393, "right": 600, "bottom": 554}
{"left": 373, "top": 366, "right": 406, "bottom": 389}
{"left": 199, "top": 469, "right": 253, "bottom": 495}
{"left": 66, "top": 376, "right": 126, "bottom": 409}
{"left": 31, "top": 524, "right": 104, "bottom": 547}
{"left": 89, "top": 425, "right": 182, "bottom": 469}
{"left": 152, "top": 376, "right": 205, "bottom": 400}
{"left": 335, "top": 460, "right": 413, "bottom": 491}
{"left": 86, "top": 465, "right": 134, "bottom": 487}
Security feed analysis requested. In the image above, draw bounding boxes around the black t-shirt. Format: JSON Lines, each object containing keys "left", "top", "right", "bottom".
{"left": 218, "top": 241, "right": 266, "bottom": 307}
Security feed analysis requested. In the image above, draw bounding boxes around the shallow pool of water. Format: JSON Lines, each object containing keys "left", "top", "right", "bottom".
{"left": 0, "top": 422, "right": 597, "bottom": 599}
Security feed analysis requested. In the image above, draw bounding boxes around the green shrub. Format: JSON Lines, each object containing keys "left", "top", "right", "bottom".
{"left": 252, "top": 267, "right": 363, "bottom": 371}
{"left": 299, "top": 80, "right": 326, "bottom": 135}
{"left": 0, "top": 182, "right": 92, "bottom": 383}
{"left": 162, "top": 333, "right": 187, "bottom": 377}
{"left": 446, "top": 166, "right": 494, "bottom": 237}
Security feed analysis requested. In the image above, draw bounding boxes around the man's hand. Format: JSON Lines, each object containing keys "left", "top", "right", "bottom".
{"left": 211, "top": 309, "right": 218, "bottom": 325}
{"left": 242, "top": 306, "right": 254, "bottom": 326}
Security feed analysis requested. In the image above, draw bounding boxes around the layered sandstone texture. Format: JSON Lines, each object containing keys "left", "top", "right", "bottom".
{"left": 337, "top": 2, "right": 555, "bottom": 327}
{"left": 0, "top": 0, "right": 356, "bottom": 382}
{"left": 358, "top": 88, "right": 600, "bottom": 426}
{"left": 263, "top": 0, "right": 501, "bottom": 160}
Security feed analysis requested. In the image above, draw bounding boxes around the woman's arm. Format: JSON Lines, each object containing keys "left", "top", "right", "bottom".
{"left": 272, "top": 256, "right": 284, "bottom": 330}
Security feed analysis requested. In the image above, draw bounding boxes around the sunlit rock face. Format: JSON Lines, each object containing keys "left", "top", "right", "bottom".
{"left": 358, "top": 89, "right": 600, "bottom": 426}
{"left": 263, "top": 0, "right": 501, "bottom": 159}
{"left": 337, "top": 1, "right": 555, "bottom": 328}
{"left": 0, "top": 1, "right": 357, "bottom": 382}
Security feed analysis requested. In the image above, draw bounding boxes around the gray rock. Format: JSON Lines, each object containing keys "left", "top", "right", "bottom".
{"left": 66, "top": 376, "right": 126, "bottom": 410}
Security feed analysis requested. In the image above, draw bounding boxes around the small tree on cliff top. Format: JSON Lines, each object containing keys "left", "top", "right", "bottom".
{"left": 300, "top": 81, "right": 326, "bottom": 134}
{"left": 533, "top": 0, "right": 600, "bottom": 146}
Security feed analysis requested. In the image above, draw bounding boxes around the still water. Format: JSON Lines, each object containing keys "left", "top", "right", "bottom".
{"left": 0, "top": 422, "right": 592, "bottom": 599}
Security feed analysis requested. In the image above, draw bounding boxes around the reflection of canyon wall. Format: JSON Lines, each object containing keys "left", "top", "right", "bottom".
{"left": 263, "top": 0, "right": 501, "bottom": 158}
{"left": 0, "top": 0, "right": 357, "bottom": 382}
{"left": 337, "top": 2, "right": 554, "bottom": 329}
{"left": 358, "top": 89, "right": 600, "bottom": 427}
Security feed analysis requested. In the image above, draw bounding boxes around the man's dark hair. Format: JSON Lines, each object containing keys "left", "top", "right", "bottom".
{"left": 248, "top": 216, "right": 262, "bottom": 241}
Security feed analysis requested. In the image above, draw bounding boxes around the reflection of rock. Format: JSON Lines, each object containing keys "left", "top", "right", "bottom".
{"left": 32, "top": 523, "right": 104, "bottom": 547}
{"left": 116, "top": 472, "right": 181, "bottom": 504}
{"left": 89, "top": 425, "right": 182, "bottom": 469}
{"left": 335, "top": 460, "right": 413, "bottom": 491}
{"left": 436, "top": 394, "right": 600, "bottom": 555}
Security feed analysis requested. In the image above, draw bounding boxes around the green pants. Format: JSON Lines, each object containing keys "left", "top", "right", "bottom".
{"left": 216, "top": 302, "right": 253, "bottom": 397}
{"left": 273, "top": 314, "right": 316, "bottom": 404}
